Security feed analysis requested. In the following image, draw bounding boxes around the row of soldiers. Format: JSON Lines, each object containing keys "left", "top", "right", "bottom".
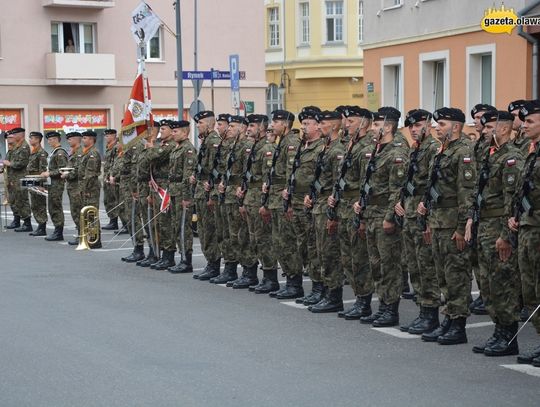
{"left": 2, "top": 98, "right": 540, "bottom": 368}
{"left": 1, "top": 129, "right": 101, "bottom": 246}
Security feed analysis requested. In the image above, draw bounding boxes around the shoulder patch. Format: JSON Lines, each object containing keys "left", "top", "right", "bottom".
{"left": 187, "top": 150, "right": 193, "bottom": 155}
{"left": 213, "top": 144, "right": 219, "bottom": 148}
{"left": 365, "top": 153, "right": 372, "bottom": 159}
{"left": 394, "top": 142, "right": 403, "bottom": 147}
{"left": 506, "top": 158, "right": 516, "bottom": 167}
{"left": 395, "top": 157, "right": 404, "bottom": 164}
{"left": 463, "top": 157, "right": 471, "bottom": 164}
{"left": 288, "top": 145, "right": 296, "bottom": 151}
{"left": 336, "top": 155, "right": 343, "bottom": 160}
{"left": 245, "top": 148, "right": 251, "bottom": 153}
{"left": 265, "top": 151, "right": 273, "bottom": 157}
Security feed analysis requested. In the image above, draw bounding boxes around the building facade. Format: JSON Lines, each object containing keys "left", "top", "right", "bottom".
{"left": 264, "top": 0, "right": 365, "bottom": 115}
{"left": 362, "top": 0, "right": 537, "bottom": 126}
{"left": 0, "top": 0, "right": 266, "bottom": 156}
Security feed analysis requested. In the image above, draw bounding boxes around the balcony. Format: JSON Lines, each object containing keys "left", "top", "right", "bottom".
{"left": 46, "top": 53, "right": 116, "bottom": 86}
{"left": 42, "top": 0, "right": 115, "bottom": 9}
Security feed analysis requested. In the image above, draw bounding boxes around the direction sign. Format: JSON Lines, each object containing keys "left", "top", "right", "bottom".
{"left": 176, "top": 70, "right": 246, "bottom": 81}
{"left": 229, "top": 55, "right": 240, "bottom": 92}
{"left": 189, "top": 99, "right": 205, "bottom": 120}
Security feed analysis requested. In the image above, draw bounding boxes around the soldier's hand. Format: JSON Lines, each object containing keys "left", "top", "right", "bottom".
{"left": 262, "top": 183, "right": 269, "bottom": 193}
{"left": 508, "top": 217, "right": 519, "bottom": 232}
{"left": 326, "top": 219, "right": 338, "bottom": 235}
{"left": 282, "top": 189, "right": 289, "bottom": 200}
{"left": 353, "top": 201, "right": 361, "bottom": 215}
{"left": 304, "top": 195, "right": 313, "bottom": 209}
{"left": 60, "top": 172, "right": 67, "bottom": 179}
{"left": 284, "top": 207, "right": 293, "bottom": 221}
{"left": 2, "top": 160, "right": 10, "bottom": 167}
{"left": 382, "top": 220, "right": 395, "bottom": 235}
{"left": 417, "top": 201, "right": 428, "bottom": 215}
{"left": 207, "top": 199, "right": 215, "bottom": 211}
{"left": 394, "top": 202, "right": 405, "bottom": 217}
{"left": 204, "top": 182, "right": 211, "bottom": 192}
{"left": 236, "top": 187, "right": 244, "bottom": 199}
{"left": 328, "top": 196, "right": 336, "bottom": 208}
{"left": 496, "top": 238, "right": 512, "bottom": 262}
{"left": 422, "top": 225, "right": 432, "bottom": 245}
{"left": 147, "top": 196, "right": 153, "bottom": 204}
{"left": 218, "top": 182, "right": 225, "bottom": 194}
{"left": 239, "top": 205, "right": 247, "bottom": 220}
{"left": 464, "top": 218, "right": 473, "bottom": 243}
{"left": 452, "top": 231, "right": 466, "bottom": 252}
{"left": 40, "top": 171, "right": 49, "bottom": 178}
{"left": 358, "top": 222, "right": 367, "bottom": 240}
{"left": 259, "top": 206, "right": 271, "bottom": 224}
{"left": 182, "top": 200, "right": 191, "bottom": 209}
{"left": 109, "top": 176, "right": 115, "bottom": 185}
{"left": 189, "top": 175, "right": 196, "bottom": 185}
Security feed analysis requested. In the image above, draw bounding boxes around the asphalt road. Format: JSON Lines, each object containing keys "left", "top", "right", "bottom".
{"left": 0, "top": 203, "right": 539, "bottom": 407}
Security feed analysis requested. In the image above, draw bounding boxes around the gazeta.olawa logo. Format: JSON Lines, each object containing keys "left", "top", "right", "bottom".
{"left": 481, "top": 4, "right": 540, "bottom": 34}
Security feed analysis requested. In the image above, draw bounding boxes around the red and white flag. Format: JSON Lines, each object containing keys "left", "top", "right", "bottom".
{"left": 120, "top": 62, "right": 153, "bottom": 148}
{"left": 149, "top": 176, "right": 170, "bottom": 213}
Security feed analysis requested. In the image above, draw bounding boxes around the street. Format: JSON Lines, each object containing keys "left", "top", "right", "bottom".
{"left": 0, "top": 203, "right": 539, "bottom": 407}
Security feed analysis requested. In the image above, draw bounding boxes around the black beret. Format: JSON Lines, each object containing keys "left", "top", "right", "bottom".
{"left": 160, "top": 119, "right": 173, "bottom": 128}
{"left": 216, "top": 113, "right": 231, "bottom": 122}
{"left": 344, "top": 106, "right": 372, "bottom": 119}
{"left": 227, "top": 115, "right": 244, "bottom": 124}
{"left": 45, "top": 131, "right": 62, "bottom": 139}
{"left": 519, "top": 100, "right": 540, "bottom": 121}
{"left": 66, "top": 131, "right": 82, "bottom": 139}
{"left": 247, "top": 114, "right": 268, "bottom": 124}
{"left": 104, "top": 128, "right": 117, "bottom": 135}
{"left": 508, "top": 99, "right": 528, "bottom": 113}
{"left": 480, "top": 110, "right": 514, "bottom": 126}
{"left": 316, "top": 110, "right": 342, "bottom": 122}
{"left": 433, "top": 107, "right": 466, "bottom": 123}
{"left": 335, "top": 105, "right": 349, "bottom": 115}
{"left": 152, "top": 120, "right": 161, "bottom": 128}
{"left": 471, "top": 104, "right": 496, "bottom": 119}
{"left": 271, "top": 110, "right": 295, "bottom": 122}
{"left": 194, "top": 111, "right": 215, "bottom": 122}
{"left": 29, "top": 131, "right": 44, "bottom": 139}
{"left": 298, "top": 106, "right": 321, "bottom": 122}
{"left": 242, "top": 117, "right": 249, "bottom": 126}
{"left": 170, "top": 120, "right": 190, "bottom": 129}
{"left": 81, "top": 130, "right": 97, "bottom": 138}
{"left": 5, "top": 127, "right": 25, "bottom": 136}
{"left": 374, "top": 106, "right": 401, "bottom": 122}
{"left": 404, "top": 109, "right": 432, "bottom": 126}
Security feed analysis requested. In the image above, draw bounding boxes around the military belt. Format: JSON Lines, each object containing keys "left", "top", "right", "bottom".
{"left": 340, "top": 189, "right": 360, "bottom": 199}
{"left": 480, "top": 207, "right": 506, "bottom": 218}
{"left": 250, "top": 181, "right": 263, "bottom": 189}
{"left": 272, "top": 182, "right": 286, "bottom": 189}
{"left": 295, "top": 186, "right": 310, "bottom": 194}
{"left": 367, "top": 195, "right": 389, "bottom": 206}
{"left": 414, "top": 186, "right": 426, "bottom": 197}
{"left": 433, "top": 199, "right": 458, "bottom": 208}
{"left": 228, "top": 175, "right": 242, "bottom": 184}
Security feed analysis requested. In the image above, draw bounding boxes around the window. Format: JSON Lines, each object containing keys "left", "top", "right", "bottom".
{"left": 381, "top": 56, "right": 404, "bottom": 124}
{"left": 266, "top": 84, "right": 280, "bottom": 116}
{"left": 325, "top": 1, "right": 343, "bottom": 43}
{"left": 146, "top": 28, "right": 163, "bottom": 60}
{"left": 466, "top": 44, "right": 496, "bottom": 116}
{"left": 358, "top": 0, "right": 364, "bottom": 43}
{"left": 420, "top": 51, "right": 450, "bottom": 112}
{"left": 299, "top": 2, "right": 310, "bottom": 45}
{"left": 268, "top": 7, "right": 280, "bottom": 48}
{"left": 382, "top": 0, "right": 403, "bottom": 10}
{"left": 51, "top": 22, "right": 95, "bottom": 54}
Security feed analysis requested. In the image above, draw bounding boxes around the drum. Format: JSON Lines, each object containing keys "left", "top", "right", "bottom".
{"left": 20, "top": 176, "right": 46, "bottom": 188}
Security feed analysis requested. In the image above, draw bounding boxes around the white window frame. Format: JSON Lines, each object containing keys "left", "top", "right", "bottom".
{"left": 51, "top": 22, "right": 96, "bottom": 54}
{"left": 419, "top": 50, "right": 450, "bottom": 113}
{"left": 324, "top": 0, "right": 345, "bottom": 44}
{"left": 466, "top": 44, "right": 496, "bottom": 121}
{"left": 266, "top": 83, "right": 281, "bottom": 116}
{"left": 382, "top": 0, "right": 403, "bottom": 11}
{"left": 146, "top": 27, "right": 163, "bottom": 61}
{"left": 298, "top": 1, "right": 310, "bottom": 46}
{"left": 358, "top": 0, "right": 364, "bottom": 43}
{"left": 380, "top": 56, "right": 404, "bottom": 126}
{"left": 268, "top": 7, "right": 280, "bottom": 48}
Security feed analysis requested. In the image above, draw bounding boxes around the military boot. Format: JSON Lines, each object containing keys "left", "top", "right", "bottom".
{"left": 44, "top": 226, "right": 63, "bottom": 241}
{"left": 469, "top": 295, "right": 488, "bottom": 315}
{"left": 89, "top": 237, "right": 102, "bottom": 249}
{"left": 168, "top": 252, "right": 193, "bottom": 274}
{"left": 437, "top": 317, "right": 467, "bottom": 345}
{"left": 102, "top": 217, "right": 119, "bottom": 231}
{"left": 137, "top": 247, "right": 157, "bottom": 266}
{"left": 122, "top": 245, "right": 145, "bottom": 263}
{"left": 233, "top": 264, "right": 259, "bottom": 289}
{"left": 309, "top": 287, "right": 344, "bottom": 313}
{"left": 227, "top": 266, "right": 247, "bottom": 287}
{"left": 372, "top": 300, "right": 400, "bottom": 327}
{"left": 254, "top": 269, "right": 280, "bottom": 294}
{"left": 275, "top": 274, "right": 304, "bottom": 300}
{"left": 422, "top": 315, "right": 451, "bottom": 342}
{"left": 155, "top": 250, "right": 175, "bottom": 270}
{"left": 6, "top": 215, "right": 20, "bottom": 229}
{"left": 196, "top": 259, "right": 221, "bottom": 280}
{"left": 29, "top": 223, "right": 46, "bottom": 237}
{"left": 150, "top": 251, "right": 165, "bottom": 269}
{"left": 472, "top": 325, "right": 501, "bottom": 354}
{"left": 15, "top": 217, "right": 32, "bottom": 232}
{"left": 400, "top": 307, "right": 424, "bottom": 332}
{"left": 68, "top": 230, "right": 80, "bottom": 246}
{"left": 341, "top": 294, "right": 373, "bottom": 320}
{"left": 118, "top": 223, "right": 129, "bottom": 234}
{"left": 210, "top": 262, "right": 238, "bottom": 284}
{"left": 360, "top": 301, "right": 387, "bottom": 324}
{"left": 297, "top": 281, "right": 324, "bottom": 305}
{"left": 517, "top": 344, "right": 540, "bottom": 364}
{"left": 409, "top": 306, "right": 440, "bottom": 335}
{"left": 520, "top": 307, "right": 529, "bottom": 322}
{"left": 484, "top": 322, "right": 519, "bottom": 357}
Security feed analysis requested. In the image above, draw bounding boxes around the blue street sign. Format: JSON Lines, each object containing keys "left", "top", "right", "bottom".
{"left": 179, "top": 70, "right": 246, "bottom": 81}
{"left": 229, "top": 55, "right": 240, "bottom": 92}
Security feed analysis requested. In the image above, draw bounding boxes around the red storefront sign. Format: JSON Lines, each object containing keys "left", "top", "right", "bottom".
{"left": 152, "top": 108, "right": 188, "bottom": 123}
{"left": 43, "top": 109, "right": 108, "bottom": 132}
{"left": 0, "top": 109, "right": 23, "bottom": 132}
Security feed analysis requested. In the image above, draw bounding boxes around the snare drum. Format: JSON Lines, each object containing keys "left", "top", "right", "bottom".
{"left": 20, "top": 176, "right": 46, "bottom": 188}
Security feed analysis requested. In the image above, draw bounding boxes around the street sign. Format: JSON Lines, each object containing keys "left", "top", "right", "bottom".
{"left": 229, "top": 55, "right": 240, "bottom": 92}
{"left": 189, "top": 99, "right": 205, "bottom": 119}
{"left": 176, "top": 70, "right": 246, "bottom": 80}
{"left": 243, "top": 101, "right": 255, "bottom": 114}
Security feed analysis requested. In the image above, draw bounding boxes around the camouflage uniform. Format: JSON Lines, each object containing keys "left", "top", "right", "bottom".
{"left": 169, "top": 139, "right": 197, "bottom": 257}
{"left": 79, "top": 146, "right": 102, "bottom": 209}
{"left": 103, "top": 143, "right": 120, "bottom": 221}
{"left": 47, "top": 146, "right": 68, "bottom": 227}
{"left": 429, "top": 138, "right": 476, "bottom": 319}
{"left": 7, "top": 140, "right": 30, "bottom": 220}
{"left": 65, "top": 147, "right": 82, "bottom": 229}
{"left": 135, "top": 144, "right": 155, "bottom": 253}
{"left": 27, "top": 147, "right": 48, "bottom": 225}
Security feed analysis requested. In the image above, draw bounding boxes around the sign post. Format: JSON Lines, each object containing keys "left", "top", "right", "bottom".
{"left": 229, "top": 54, "right": 240, "bottom": 114}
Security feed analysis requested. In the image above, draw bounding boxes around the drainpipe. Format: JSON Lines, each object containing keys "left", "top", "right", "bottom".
{"left": 518, "top": 1, "right": 540, "bottom": 99}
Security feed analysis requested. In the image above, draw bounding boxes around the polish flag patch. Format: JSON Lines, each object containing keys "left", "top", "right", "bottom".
{"left": 337, "top": 155, "right": 343, "bottom": 160}
{"left": 288, "top": 145, "right": 296, "bottom": 151}
{"left": 265, "top": 151, "right": 273, "bottom": 157}
{"left": 395, "top": 157, "right": 404, "bottom": 163}
{"left": 463, "top": 157, "right": 471, "bottom": 163}
{"left": 365, "top": 153, "right": 372, "bottom": 159}
{"left": 506, "top": 158, "right": 517, "bottom": 167}
{"left": 213, "top": 144, "right": 219, "bottom": 148}
{"left": 187, "top": 150, "right": 193, "bottom": 155}
{"left": 245, "top": 148, "right": 251, "bottom": 153}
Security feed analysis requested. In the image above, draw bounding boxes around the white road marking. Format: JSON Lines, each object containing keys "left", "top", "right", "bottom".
{"left": 467, "top": 321, "right": 494, "bottom": 329}
{"left": 371, "top": 327, "right": 419, "bottom": 339}
{"left": 500, "top": 364, "right": 540, "bottom": 378}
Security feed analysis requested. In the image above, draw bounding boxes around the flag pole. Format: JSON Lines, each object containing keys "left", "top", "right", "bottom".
{"left": 138, "top": 40, "right": 150, "bottom": 133}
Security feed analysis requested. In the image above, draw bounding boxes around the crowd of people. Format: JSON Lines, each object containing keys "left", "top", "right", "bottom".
{"left": 1, "top": 99, "right": 540, "bottom": 368}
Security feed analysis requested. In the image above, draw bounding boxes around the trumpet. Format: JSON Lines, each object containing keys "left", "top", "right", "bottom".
{"left": 76, "top": 206, "right": 101, "bottom": 250}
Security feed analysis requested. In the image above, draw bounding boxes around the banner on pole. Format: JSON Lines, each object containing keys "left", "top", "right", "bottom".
{"left": 131, "top": 2, "right": 161, "bottom": 44}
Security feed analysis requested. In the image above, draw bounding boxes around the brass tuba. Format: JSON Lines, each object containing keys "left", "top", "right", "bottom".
{"left": 76, "top": 206, "right": 101, "bottom": 250}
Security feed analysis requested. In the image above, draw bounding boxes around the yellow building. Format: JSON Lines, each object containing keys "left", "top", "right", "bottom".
{"left": 264, "top": 0, "right": 365, "bottom": 115}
